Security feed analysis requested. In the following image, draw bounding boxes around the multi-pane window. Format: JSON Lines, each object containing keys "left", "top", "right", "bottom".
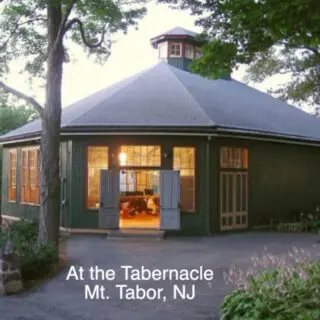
{"left": 173, "top": 147, "right": 195, "bottom": 212}
{"left": 21, "top": 147, "right": 40, "bottom": 205}
{"left": 120, "top": 170, "right": 159, "bottom": 194}
{"left": 185, "top": 44, "right": 194, "bottom": 59}
{"left": 195, "top": 47, "right": 202, "bottom": 60}
{"left": 220, "top": 147, "right": 248, "bottom": 169}
{"left": 8, "top": 149, "right": 17, "bottom": 202}
{"left": 87, "top": 146, "right": 108, "bottom": 208}
{"left": 158, "top": 42, "right": 168, "bottom": 59}
{"left": 169, "top": 43, "right": 182, "bottom": 57}
{"left": 119, "top": 145, "right": 161, "bottom": 167}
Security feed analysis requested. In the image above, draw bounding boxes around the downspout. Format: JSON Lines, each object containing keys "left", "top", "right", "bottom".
{"left": 68, "top": 143, "right": 72, "bottom": 234}
{"left": 206, "top": 135, "right": 212, "bottom": 235}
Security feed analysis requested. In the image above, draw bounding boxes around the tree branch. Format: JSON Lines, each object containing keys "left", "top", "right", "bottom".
{"left": 54, "top": 0, "right": 77, "bottom": 49}
{"left": 0, "top": 17, "right": 47, "bottom": 52}
{"left": 0, "top": 80, "right": 44, "bottom": 116}
{"left": 64, "top": 18, "right": 106, "bottom": 48}
{"left": 279, "top": 41, "right": 320, "bottom": 57}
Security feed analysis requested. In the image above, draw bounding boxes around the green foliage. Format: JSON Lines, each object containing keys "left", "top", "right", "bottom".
{"left": 0, "top": 104, "right": 38, "bottom": 135}
{"left": 10, "top": 219, "right": 39, "bottom": 243}
{"left": 309, "top": 219, "right": 320, "bottom": 232}
{"left": 0, "top": 220, "right": 59, "bottom": 280}
{"left": 0, "top": 0, "right": 147, "bottom": 245}
{"left": 19, "top": 241, "right": 58, "bottom": 280}
{"left": 189, "top": 40, "right": 237, "bottom": 79}
{"left": 161, "top": 0, "right": 320, "bottom": 109}
{"left": 0, "top": 0, "right": 147, "bottom": 80}
{"left": 0, "top": 102, "right": 36, "bottom": 203}
{"left": 221, "top": 262, "right": 320, "bottom": 320}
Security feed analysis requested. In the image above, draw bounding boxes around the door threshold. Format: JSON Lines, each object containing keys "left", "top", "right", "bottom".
{"left": 119, "top": 227, "right": 160, "bottom": 231}
{"left": 106, "top": 228, "right": 165, "bottom": 239}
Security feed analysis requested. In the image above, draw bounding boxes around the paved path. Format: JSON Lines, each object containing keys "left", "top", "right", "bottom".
{"left": 0, "top": 232, "right": 319, "bottom": 320}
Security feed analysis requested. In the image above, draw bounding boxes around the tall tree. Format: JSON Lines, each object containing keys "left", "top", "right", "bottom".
{"left": 0, "top": 0, "right": 146, "bottom": 245}
{"left": 160, "top": 0, "right": 320, "bottom": 109}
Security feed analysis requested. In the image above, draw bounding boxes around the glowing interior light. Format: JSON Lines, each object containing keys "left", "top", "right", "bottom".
{"left": 119, "top": 152, "right": 127, "bottom": 166}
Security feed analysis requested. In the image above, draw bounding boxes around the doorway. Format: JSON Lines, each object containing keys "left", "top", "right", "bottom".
{"left": 220, "top": 172, "right": 248, "bottom": 230}
{"left": 119, "top": 169, "right": 160, "bottom": 229}
{"left": 99, "top": 145, "right": 181, "bottom": 231}
{"left": 219, "top": 147, "right": 249, "bottom": 231}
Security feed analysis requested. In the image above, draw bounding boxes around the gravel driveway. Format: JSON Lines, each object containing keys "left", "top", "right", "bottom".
{"left": 0, "top": 232, "right": 319, "bottom": 320}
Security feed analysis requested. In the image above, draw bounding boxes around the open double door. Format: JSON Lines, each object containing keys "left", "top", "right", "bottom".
{"left": 99, "top": 169, "right": 181, "bottom": 230}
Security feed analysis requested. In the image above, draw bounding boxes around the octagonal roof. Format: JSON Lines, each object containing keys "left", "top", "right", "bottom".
{"left": 2, "top": 62, "right": 320, "bottom": 144}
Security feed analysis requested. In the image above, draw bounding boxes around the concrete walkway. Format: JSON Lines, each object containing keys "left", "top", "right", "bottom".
{"left": 0, "top": 232, "right": 319, "bottom": 320}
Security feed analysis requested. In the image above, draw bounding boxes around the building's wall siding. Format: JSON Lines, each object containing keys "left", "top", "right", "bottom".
{"left": 167, "top": 58, "right": 192, "bottom": 72}
{"left": 1, "top": 141, "right": 71, "bottom": 223}
{"left": 217, "top": 138, "right": 320, "bottom": 228}
{"left": 69, "top": 136, "right": 211, "bottom": 235}
{"left": 3, "top": 134, "right": 320, "bottom": 234}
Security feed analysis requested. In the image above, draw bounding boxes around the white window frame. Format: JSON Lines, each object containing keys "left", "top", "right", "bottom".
{"left": 158, "top": 42, "right": 168, "bottom": 59}
{"left": 20, "top": 146, "right": 40, "bottom": 206}
{"left": 169, "top": 42, "right": 182, "bottom": 58}
{"left": 185, "top": 44, "right": 194, "bottom": 59}
{"left": 195, "top": 47, "right": 202, "bottom": 60}
{"left": 7, "top": 148, "right": 17, "bottom": 203}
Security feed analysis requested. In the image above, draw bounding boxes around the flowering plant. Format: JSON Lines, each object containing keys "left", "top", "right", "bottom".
{"left": 221, "top": 246, "right": 320, "bottom": 320}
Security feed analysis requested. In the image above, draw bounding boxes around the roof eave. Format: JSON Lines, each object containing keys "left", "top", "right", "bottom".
{"left": 0, "top": 132, "right": 41, "bottom": 145}
{"left": 150, "top": 35, "right": 204, "bottom": 48}
{"left": 2, "top": 125, "right": 320, "bottom": 147}
{"left": 216, "top": 126, "right": 320, "bottom": 146}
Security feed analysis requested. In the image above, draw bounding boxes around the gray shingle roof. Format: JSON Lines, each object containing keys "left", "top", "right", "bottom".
{"left": 2, "top": 62, "right": 320, "bottom": 143}
{"left": 159, "top": 26, "right": 198, "bottom": 38}
{"left": 150, "top": 27, "right": 199, "bottom": 48}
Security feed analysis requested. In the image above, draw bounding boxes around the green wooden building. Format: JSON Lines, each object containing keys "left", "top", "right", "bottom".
{"left": 2, "top": 27, "right": 320, "bottom": 235}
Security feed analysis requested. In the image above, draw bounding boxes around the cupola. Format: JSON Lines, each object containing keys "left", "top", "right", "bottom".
{"left": 150, "top": 27, "right": 205, "bottom": 72}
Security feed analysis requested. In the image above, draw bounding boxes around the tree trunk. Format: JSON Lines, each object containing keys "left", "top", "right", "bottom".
{"left": 38, "top": 2, "right": 64, "bottom": 245}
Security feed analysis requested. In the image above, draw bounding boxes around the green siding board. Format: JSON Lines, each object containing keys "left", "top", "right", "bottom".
{"left": 167, "top": 58, "right": 192, "bottom": 72}
{"left": 70, "top": 139, "right": 99, "bottom": 229}
{"left": 217, "top": 138, "right": 320, "bottom": 229}
{"left": 210, "top": 141, "right": 220, "bottom": 234}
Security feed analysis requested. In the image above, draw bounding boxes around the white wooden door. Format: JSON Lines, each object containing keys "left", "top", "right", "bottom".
{"left": 99, "top": 169, "right": 120, "bottom": 229}
{"left": 159, "top": 170, "right": 180, "bottom": 230}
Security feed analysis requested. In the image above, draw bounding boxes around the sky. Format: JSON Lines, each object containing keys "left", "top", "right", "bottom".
{"left": 5, "top": 3, "right": 295, "bottom": 110}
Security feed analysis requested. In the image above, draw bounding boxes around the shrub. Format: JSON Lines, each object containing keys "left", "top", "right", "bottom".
{"left": 0, "top": 228, "right": 7, "bottom": 247}
{"left": 19, "top": 242, "right": 59, "bottom": 280}
{"left": 10, "top": 219, "right": 38, "bottom": 244}
{"left": 1, "top": 219, "right": 59, "bottom": 281}
{"left": 221, "top": 254, "right": 320, "bottom": 320}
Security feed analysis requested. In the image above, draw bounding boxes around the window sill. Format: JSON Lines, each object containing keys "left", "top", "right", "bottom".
{"left": 20, "top": 202, "right": 40, "bottom": 207}
{"left": 86, "top": 207, "right": 99, "bottom": 211}
{"left": 181, "top": 210, "right": 196, "bottom": 215}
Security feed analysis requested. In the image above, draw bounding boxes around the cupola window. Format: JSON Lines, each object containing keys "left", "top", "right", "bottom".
{"left": 185, "top": 44, "right": 194, "bottom": 59}
{"left": 169, "top": 43, "right": 182, "bottom": 57}
{"left": 158, "top": 42, "right": 168, "bottom": 59}
{"left": 195, "top": 47, "right": 202, "bottom": 60}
